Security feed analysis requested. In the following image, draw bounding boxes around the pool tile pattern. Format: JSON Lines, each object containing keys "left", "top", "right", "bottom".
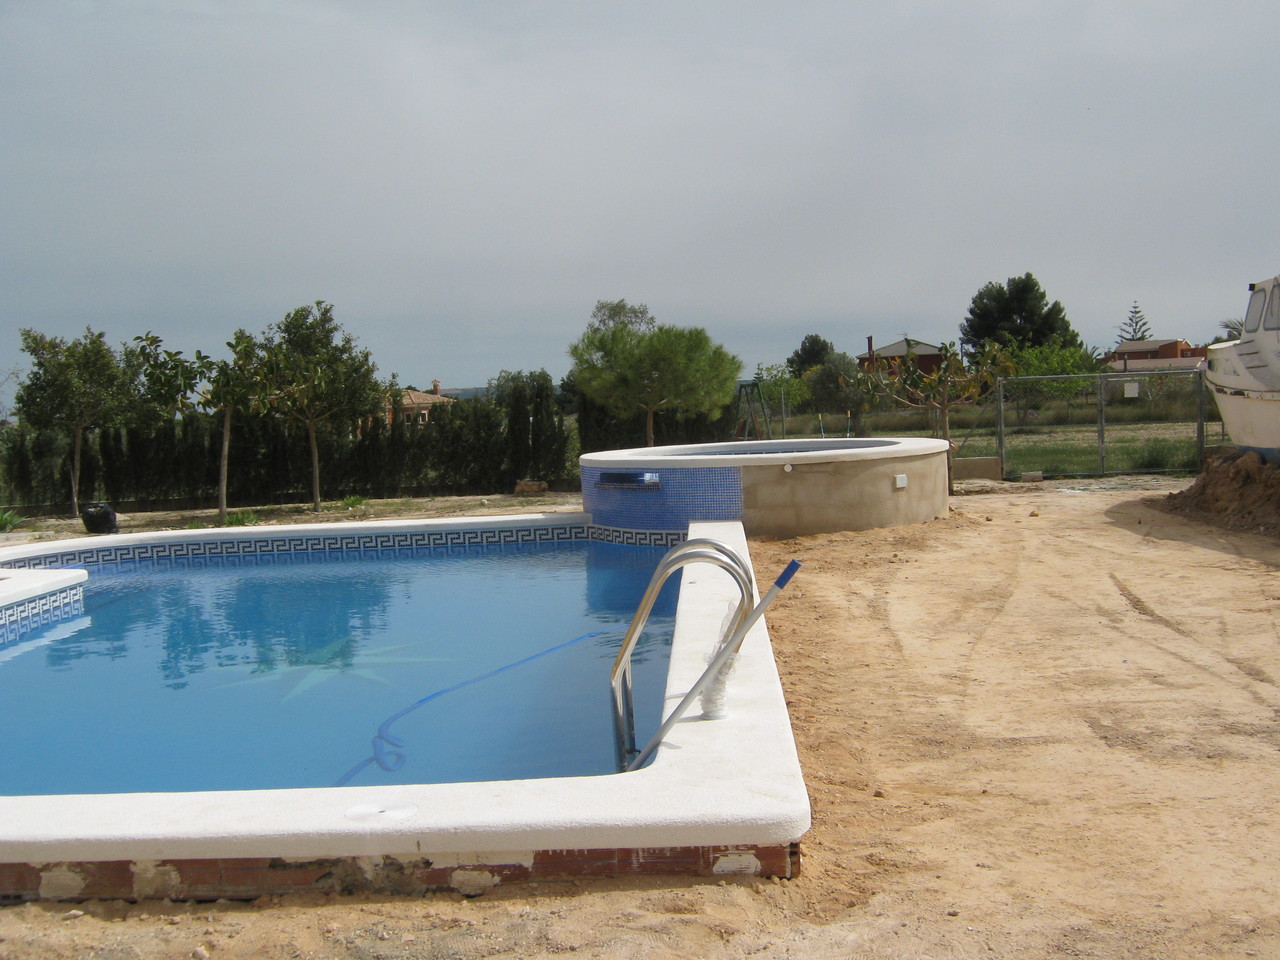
{"left": 587, "top": 525, "right": 684, "bottom": 547}
{"left": 0, "top": 522, "right": 593, "bottom": 571}
{"left": 0, "top": 586, "right": 83, "bottom": 647}
{"left": 582, "top": 464, "right": 743, "bottom": 531}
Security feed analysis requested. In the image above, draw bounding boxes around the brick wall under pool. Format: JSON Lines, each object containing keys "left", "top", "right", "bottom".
{"left": 581, "top": 464, "right": 743, "bottom": 532}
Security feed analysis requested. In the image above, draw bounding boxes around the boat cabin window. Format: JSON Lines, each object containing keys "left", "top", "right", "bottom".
{"left": 1267, "top": 288, "right": 1280, "bottom": 330}
{"left": 1244, "top": 286, "right": 1268, "bottom": 333}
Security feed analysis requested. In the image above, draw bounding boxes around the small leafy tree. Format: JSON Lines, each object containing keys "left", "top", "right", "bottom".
{"left": 133, "top": 333, "right": 215, "bottom": 507}
{"left": 802, "top": 350, "right": 876, "bottom": 435}
{"left": 134, "top": 330, "right": 268, "bottom": 524}
{"left": 866, "top": 341, "right": 1011, "bottom": 490}
{"left": 569, "top": 317, "right": 740, "bottom": 447}
{"left": 1005, "top": 337, "right": 1103, "bottom": 378}
{"left": 1003, "top": 336, "right": 1103, "bottom": 426}
{"left": 133, "top": 333, "right": 213, "bottom": 418}
{"left": 15, "top": 328, "right": 141, "bottom": 516}
{"left": 259, "top": 302, "right": 386, "bottom": 511}
{"left": 754, "top": 363, "right": 811, "bottom": 417}
{"left": 206, "top": 331, "right": 269, "bottom": 524}
{"left": 1117, "top": 302, "right": 1151, "bottom": 343}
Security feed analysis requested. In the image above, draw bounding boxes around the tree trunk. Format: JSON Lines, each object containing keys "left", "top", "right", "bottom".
{"left": 307, "top": 419, "right": 322, "bottom": 512}
{"left": 69, "top": 426, "right": 82, "bottom": 518}
{"left": 645, "top": 406, "right": 656, "bottom": 447}
{"left": 217, "top": 405, "right": 233, "bottom": 525}
{"left": 939, "top": 401, "right": 955, "bottom": 496}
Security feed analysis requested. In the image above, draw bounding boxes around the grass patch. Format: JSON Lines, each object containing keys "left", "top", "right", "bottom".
{"left": 923, "top": 420, "right": 1207, "bottom": 477}
{"left": 0, "top": 508, "right": 25, "bottom": 532}
{"left": 998, "top": 426, "right": 1201, "bottom": 477}
{"left": 222, "top": 509, "right": 260, "bottom": 527}
{"left": 1117, "top": 438, "right": 1202, "bottom": 472}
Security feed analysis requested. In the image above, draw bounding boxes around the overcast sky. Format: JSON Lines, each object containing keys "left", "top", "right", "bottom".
{"left": 4, "top": 1, "right": 1279, "bottom": 401}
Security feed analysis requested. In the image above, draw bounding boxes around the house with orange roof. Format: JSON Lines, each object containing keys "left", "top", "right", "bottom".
{"left": 389, "top": 380, "right": 456, "bottom": 425}
{"left": 857, "top": 337, "right": 944, "bottom": 375}
{"left": 1104, "top": 339, "right": 1206, "bottom": 373}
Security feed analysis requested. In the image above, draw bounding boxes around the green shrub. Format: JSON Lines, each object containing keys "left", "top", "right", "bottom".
{"left": 1125, "top": 438, "right": 1200, "bottom": 472}
{"left": 0, "top": 508, "right": 24, "bottom": 532}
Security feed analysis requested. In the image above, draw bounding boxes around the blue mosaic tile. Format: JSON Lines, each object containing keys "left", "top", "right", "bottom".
{"left": 587, "top": 525, "right": 686, "bottom": 547}
{"left": 0, "top": 523, "right": 592, "bottom": 571}
{"left": 582, "top": 464, "right": 743, "bottom": 531}
{"left": 0, "top": 586, "right": 84, "bottom": 647}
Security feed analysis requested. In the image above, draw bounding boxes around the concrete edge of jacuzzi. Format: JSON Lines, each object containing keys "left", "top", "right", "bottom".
{"left": 0, "top": 516, "right": 811, "bottom": 899}
{"left": 580, "top": 436, "right": 948, "bottom": 468}
{"left": 582, "top": 437, "right": 952, "bottom": 537}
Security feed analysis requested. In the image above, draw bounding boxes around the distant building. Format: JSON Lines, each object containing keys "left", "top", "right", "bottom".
{"left": 1104, "top": 339, "right": 1206, "bottom": 373}
{"left": 390, "top": 379, "right": 456, "bottom": 425}
{"left": 857, "top": 337, "right": 944, "bottom": 375}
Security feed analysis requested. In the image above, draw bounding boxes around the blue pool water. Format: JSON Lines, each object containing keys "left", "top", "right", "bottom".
{"left": 0, "top": 540, "right": 676, "bottom": 796}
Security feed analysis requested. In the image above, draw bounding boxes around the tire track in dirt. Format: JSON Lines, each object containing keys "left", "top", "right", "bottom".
{"left": 879, "top": 509, "right": 1024, "bottom": 705}
{"left": 1109, "top": 571, "right": 1280, "bottom": 710}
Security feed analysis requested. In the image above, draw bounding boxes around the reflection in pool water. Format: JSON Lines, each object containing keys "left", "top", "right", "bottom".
{"left": 0, "top": 541, "right": 676, "bottom": 796}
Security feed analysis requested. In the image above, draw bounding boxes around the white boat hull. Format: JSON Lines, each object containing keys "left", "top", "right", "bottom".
{"left": 1205, "top": 275, "right": 1280, "bottom": 464}
{"left": 1205, "top": 384, "right": 1280, "bottom": 463}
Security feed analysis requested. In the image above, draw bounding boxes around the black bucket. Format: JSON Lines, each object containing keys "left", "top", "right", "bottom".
{"left": 80, "top": 502, "right": 119, "bottom": 535}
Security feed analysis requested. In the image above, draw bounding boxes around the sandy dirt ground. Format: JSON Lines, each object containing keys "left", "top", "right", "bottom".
{"left": 5, "top": 476, "right": 1280, "bottom": 959}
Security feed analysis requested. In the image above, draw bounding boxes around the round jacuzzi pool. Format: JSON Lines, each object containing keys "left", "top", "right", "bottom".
{"left": 581, "top": 437, "right": 951, "bottom": 537}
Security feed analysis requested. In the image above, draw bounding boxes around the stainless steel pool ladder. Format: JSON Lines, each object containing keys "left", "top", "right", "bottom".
{"left": 610, "top": 538, "right": 756, "bottom": 772}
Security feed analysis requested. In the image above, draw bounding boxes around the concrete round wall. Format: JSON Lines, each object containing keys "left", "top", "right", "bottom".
{"left": 581, "top": 438, "right": 950, "bottom": 537}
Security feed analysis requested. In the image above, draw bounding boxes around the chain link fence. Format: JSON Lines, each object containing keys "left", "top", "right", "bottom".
{"left": 741, "top": 369, "right": 1224, "bottom": 479}
{"left": 983, "top": 370, "right": 1220, "bottom": 478}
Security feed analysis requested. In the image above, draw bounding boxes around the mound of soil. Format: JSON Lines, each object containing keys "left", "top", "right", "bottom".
{"left": 1163, "top": 450, "right": 1280, "bottom": 536}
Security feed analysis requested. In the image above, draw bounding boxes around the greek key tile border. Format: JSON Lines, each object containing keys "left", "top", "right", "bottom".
{"left": 1, "top": 524, "right": 592, "bottom": 570}
{"left": 1, "top": 521, "right": 692, "bottom": 570}
{"left": 0, "top": 587, "right": 84, "bottom": 647}
{"left": 587, "top": 525, "right": 686, "bottom": 547}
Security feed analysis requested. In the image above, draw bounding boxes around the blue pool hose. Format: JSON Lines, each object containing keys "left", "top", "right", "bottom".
{"left": 336, "top": 557, "right": 801, "bottom": 785}
{"left": 334, "top": 629, "right": 604, "bottom": 786}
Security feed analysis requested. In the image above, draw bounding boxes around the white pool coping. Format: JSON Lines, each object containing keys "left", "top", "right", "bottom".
{"left": 0, "top": 567, "right": 88, "bottom": 607}
{"left": 581, "top": 436, "right": 949, "bottom": 468}
{"left": 0, "top": 516, "right": 810, "bottom": 863}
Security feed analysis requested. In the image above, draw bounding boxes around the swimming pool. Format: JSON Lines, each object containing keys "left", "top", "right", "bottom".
{"left": 2, "top": 539, "right": 675, "bottom": 795}
{"left": 0, "top": 515, "right": 809, "bottom": 899}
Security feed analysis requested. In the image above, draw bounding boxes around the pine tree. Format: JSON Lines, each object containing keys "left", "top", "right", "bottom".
{"left": 1117, "top": 302, "right": 1151, "bottom": 343}
{"left": 959, "top": 273, "right": 1079, "bottom": 353}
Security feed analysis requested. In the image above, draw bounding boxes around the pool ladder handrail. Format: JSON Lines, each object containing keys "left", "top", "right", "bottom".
{"left": 610, "top": 538, "right": 755, "bottom": 772}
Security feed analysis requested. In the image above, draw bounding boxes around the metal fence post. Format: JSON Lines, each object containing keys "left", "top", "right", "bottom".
{"left": 1195, "top": 369, "right": 1205, "bottom": 464}
{"left": 1096, "top": 374, "right": 1106, "bottom": 475}
{"left": 995, "top": 378, "right": 1006, "bottom": 478}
